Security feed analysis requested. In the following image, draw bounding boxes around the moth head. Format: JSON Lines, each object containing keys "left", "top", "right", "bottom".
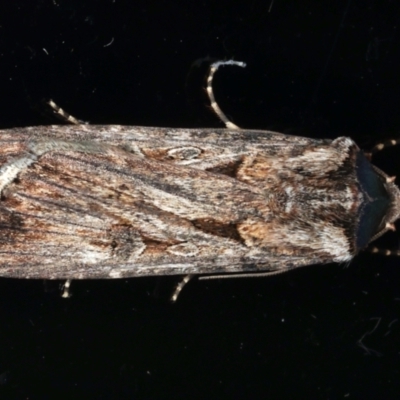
{"left": 356, "top": 149, "right": 400, "bottom": 250}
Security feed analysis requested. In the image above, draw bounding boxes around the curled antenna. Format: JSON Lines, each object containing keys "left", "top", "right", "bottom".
{"left": 206, "top": 60, "right": 246, "bottom": 130}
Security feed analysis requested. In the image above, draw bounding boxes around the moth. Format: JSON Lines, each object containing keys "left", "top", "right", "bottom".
{"left": 0, "top": 60, "right": 398, "bottom": 297}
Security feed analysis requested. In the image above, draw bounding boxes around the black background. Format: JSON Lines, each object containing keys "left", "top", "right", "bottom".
{"left": 0, "top": 0, "right": 400, "bottom": 399}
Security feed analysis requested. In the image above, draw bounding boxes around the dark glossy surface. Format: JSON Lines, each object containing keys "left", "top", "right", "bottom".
{"left": 356, "top": 151, "right": 390, "bottom": 250}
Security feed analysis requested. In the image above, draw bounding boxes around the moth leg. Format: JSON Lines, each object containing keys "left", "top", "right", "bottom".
{"left": 369, "top": 246, "right": 400, "bottom": 256}
{"left": 364, "top": 138, "right": 400, "bottom": 159}
{"left": 206, "top": 60, "right": 246, "bottom": 130}
{"left": 47, "top": 99, "right": 88, "bottom": 125}
{"left": 61, "top": 279, "right": 72, "bottom": 298}
{"left": 170, "top": 275, "right": 193, "bottom": 302}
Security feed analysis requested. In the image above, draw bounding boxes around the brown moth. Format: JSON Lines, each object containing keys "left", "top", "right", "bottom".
{"left": 0, "top": 61, "right": 398, "bottom": 289}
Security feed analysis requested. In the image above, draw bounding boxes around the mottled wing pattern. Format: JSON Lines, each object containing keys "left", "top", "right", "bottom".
{"left": 0, "top": 126, "right": 355, "bottom": 279}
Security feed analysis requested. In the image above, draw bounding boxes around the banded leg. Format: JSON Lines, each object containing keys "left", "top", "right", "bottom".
{"left": 170, "top": 275, "right": 193, "bottom": 302}
{"left": 47, "top": 99, "right": 88, "bottom": 125}
{"left": 61, "top": 279, "right": 72, "bottom": 298}
{"left": 364, "top": 138, "right": 400, "bottom": 159}
{"left": 369, "top": 246, "right": 400, "bottom": 257}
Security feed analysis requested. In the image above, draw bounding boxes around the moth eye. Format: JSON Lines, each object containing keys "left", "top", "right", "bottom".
{"left": 356, "top": 152, "right": 391, "bottom": 249}
{"left": 167, "top": 147, "right": 202, "bottom": 160}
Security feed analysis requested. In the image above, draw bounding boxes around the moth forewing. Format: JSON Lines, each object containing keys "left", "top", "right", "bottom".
{"left": 0, "top": 125, "right": 398, "bottom": 281}
{"left": 1, "top": 59, "right": 400, "bottom": 286}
